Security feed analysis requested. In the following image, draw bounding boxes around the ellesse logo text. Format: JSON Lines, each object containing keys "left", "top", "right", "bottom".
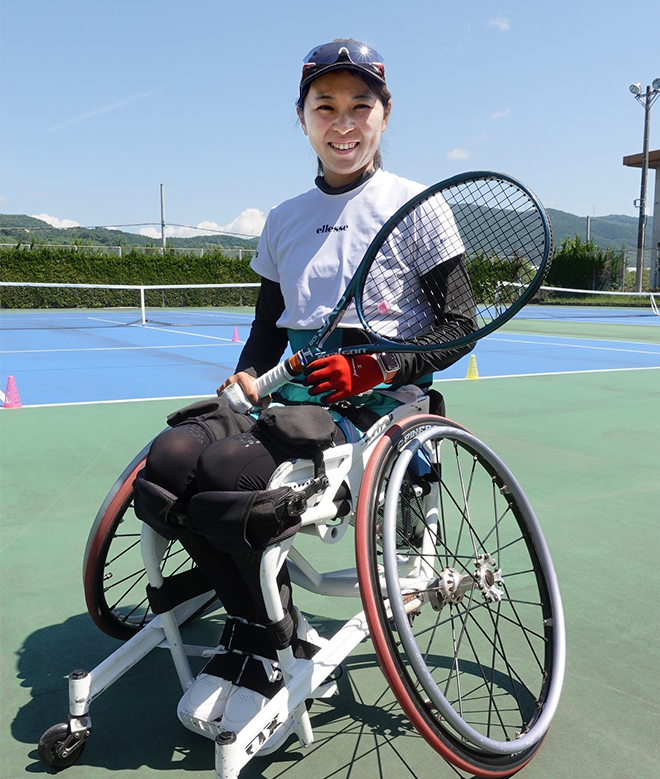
{"left": 316, "top": 224, "right": 349, "bottom": 234}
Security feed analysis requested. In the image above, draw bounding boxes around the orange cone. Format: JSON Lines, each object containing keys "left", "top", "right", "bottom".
{"left": 232, "top": 327, "right": 240, "bottom": 342}
{"left": 3, "top": 375, "right": 22, "bottom": 408}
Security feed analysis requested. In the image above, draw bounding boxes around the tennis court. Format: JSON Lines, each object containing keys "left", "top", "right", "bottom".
{"left": 1, "top": 300, "right": 659, "bottom": 779}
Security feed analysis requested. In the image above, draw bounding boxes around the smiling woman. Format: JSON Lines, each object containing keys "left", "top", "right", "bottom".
{"left": 137, "top": 37, "right": 477, "bottom": 754}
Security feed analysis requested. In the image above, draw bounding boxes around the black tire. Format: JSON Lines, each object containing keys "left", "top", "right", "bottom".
{"left": 355, "top": 415, "right": 565, "bottom": 778}
{"left": 38, "top": 723, "right": 86, "bottom": 769}
{"left": 83, "top": 443, "right": 216, "bottom": 640}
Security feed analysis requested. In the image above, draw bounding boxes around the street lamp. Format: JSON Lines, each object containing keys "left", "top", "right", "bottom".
{"left": 629, "top": 78, "right": 660, "bottom": 292}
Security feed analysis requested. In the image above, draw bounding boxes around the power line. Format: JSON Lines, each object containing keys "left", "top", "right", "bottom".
{"left": 0, "top": 222, "right": 259, "bottom": 240}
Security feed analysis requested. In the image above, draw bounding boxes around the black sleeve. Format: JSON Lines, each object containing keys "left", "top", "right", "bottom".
{"left": 393, "top": 255, "right": 478, "bottom": 385}
{"left": 234, "top": 277, "right": 289, "bottom": 378}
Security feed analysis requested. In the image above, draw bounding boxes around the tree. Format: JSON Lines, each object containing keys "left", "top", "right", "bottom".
{"left": 544, "top": 235, "right": 624, "bottom": 290}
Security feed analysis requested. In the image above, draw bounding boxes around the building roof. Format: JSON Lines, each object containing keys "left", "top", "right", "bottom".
{"left": 622, "top": 149, "right": 660, "bottom": 169}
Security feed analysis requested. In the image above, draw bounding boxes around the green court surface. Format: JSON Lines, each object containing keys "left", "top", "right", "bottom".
{"left": 1, "top": 369, "right": 659, "bottom": 779}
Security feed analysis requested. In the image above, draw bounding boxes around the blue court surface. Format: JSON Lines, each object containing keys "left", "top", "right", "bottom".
{"left": 1, "top": 305, "right": 659, "bottom": 406}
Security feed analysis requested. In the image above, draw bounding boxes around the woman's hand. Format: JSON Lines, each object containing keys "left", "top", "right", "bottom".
{"left": 217, "top": 372, "right": 270, "bottom": 409}
{"left": 304, "top": 354, "right": 391, "bottom": 402}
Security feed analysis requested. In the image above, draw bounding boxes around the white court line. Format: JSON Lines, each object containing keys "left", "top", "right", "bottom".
{"left": 140, "top": 322, "right": 244, "bottom": 341}
{"left": 436, "top": 365, "right": 660, "bottom": 381}
{"left": 1, "top": 342, "right": 243, "bottom": 355}
{"left": 490, "top": 336, "right": 660, "bottom": 356}
{"left": 10, "top": 394, "right": 211, "bottom": 409}
{"left": 85, "top": 316, "right": 241, "bottom": 342}
{"left": 7, "top": 365, "right": 659, "bottom": 408}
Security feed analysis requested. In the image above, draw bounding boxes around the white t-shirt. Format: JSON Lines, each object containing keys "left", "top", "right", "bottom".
{"left": 251, "top": 169, "right": 428, "bottom": 331}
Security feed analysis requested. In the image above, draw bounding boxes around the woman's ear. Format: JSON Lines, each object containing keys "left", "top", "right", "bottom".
{"left": 381, "top": 100, "right": 392, "bottom": 132}
{"left": 297, "top": 106, "right": 308, "bottom": 136}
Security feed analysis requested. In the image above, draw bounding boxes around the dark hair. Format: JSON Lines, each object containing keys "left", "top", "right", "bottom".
{"left": 297, "top": 70, "right": 392, "bottom": 176}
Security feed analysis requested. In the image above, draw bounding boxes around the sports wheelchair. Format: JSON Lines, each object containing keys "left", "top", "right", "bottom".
{"left": 38, "top": 393, "right": 565, "bottom": 778}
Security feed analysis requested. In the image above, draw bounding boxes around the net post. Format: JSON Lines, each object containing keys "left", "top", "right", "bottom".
{"left": 140, "top": 287, "right": 146, "bottom": 326}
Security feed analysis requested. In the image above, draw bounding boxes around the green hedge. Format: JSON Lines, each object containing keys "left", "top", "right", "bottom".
{"left": 544, "top": 235, "right": 625, "bottom": 291}
{"left": 0, "top": 245, "right": 261, "bottom": 308}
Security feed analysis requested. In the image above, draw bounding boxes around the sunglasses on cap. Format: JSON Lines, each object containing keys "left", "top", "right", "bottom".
{"left": 300, "top": 39, "right": 386, "bottom": 90}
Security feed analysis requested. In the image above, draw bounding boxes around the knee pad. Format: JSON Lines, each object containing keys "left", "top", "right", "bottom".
{"left": 133, "top": 471, "right": 184, "bottom": 541}
{"left": 187, "top": 486, "right": 303, "bottom": 554}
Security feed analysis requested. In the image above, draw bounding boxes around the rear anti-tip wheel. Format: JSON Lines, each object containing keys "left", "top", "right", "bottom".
{"left": 355, "top": 414, "right": 565, "bottom": 778}
{"left": 38, "top": 723, "right": 87, "bottom": 769}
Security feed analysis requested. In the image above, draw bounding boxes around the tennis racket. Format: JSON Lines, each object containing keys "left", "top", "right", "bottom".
{"left": 223, "top": 171, "right": 553, "bottom": 413}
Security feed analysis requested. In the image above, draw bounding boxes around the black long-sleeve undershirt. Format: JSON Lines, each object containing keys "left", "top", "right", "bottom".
{"left": 235, "top": 277, "right": 288, "bottom": 379}
{"left": 234, "top": 257, "right": 477, "bottom": 386}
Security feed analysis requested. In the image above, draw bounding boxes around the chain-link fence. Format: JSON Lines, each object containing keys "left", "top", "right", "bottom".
{"left": 0, "top": 243, "right": 255, "bottom": 260}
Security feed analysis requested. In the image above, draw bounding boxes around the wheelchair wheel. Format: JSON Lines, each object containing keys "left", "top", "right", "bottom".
{"left": 355, "top": 415, "right": 565, "bottom": 778}
{"left": 83, "top": 443, "right": 216, "bottom": 641}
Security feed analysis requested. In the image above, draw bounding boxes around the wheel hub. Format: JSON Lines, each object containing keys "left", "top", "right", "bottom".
{"left": 474, "top": 553, "right": 504, "bottom": 602}
{"left": 427, "top": 553, "right": 504, "bottom": 610}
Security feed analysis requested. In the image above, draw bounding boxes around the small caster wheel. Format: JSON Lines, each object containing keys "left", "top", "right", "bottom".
{"left": 38, "top": 723, "right": 87, "bottom": 770}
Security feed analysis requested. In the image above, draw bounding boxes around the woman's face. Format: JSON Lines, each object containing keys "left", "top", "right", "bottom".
{"left": 299, "top": 70, "right": 390, "bottom": 188}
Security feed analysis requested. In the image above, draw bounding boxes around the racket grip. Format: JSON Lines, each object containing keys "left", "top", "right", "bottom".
{"left": 253, "top": 354, "right": 303, "bottom": 397}
{"left": 221, "top": 354, "right": 305, "bottom": 415}
{"left": 222, "top": 383, "right": 254, "bottom": 414}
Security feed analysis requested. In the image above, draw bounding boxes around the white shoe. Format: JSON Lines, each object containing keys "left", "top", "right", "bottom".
{"left": 177, "top": 671, "right": 234, "bottom": 739}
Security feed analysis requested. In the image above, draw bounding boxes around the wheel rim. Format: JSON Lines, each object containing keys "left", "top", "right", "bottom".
{"left": 356, "top": 415, "right": 565, "bottom": 776}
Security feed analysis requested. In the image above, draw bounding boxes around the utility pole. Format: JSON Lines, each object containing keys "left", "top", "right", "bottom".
{"left": 629, "top": 80, "right": 660, "bottom": 292}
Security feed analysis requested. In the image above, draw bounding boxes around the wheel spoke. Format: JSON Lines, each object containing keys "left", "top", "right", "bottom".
{"left": 356, "top": 416, "right": 564, "bottom": 774}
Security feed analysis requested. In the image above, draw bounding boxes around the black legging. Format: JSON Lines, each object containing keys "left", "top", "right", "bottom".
{"left": 143, "top": 418, "right": 347, "bottom": 625}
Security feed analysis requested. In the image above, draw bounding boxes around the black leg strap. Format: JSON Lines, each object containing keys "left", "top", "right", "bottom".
{"left": 146, "top": 568, "right": 212, "bottom": 614}
{"left": 219, "top": 618, "right": 277, "bottom": 660}
{"left": 202, "top": 631, "right": 284, "bottom": 699}
{"left": 199, "top": 616, "right": 321, "bottom": 698}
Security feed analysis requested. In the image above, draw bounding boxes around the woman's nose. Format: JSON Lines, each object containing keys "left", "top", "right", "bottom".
{"left": 333, "top": 112, "right": 355, "bottom": 132}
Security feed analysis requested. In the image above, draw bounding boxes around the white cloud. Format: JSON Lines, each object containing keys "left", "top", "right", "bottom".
{"left": 139, "top": 208, "right": 266, "bottom": 240}
{"left": 31, "top": 213, "right": 81, "bottom": 229}
{"left": 447, "top": 148, "right": 471, "bottom": 161}
{"left": 488, "top": 16, "right": 510, "bottom": 31}
{"left": 219, "top": 208, "right": 266, "bottom": 237}
{"left": 490, "top": 108, "right": 512, "bottom": 120}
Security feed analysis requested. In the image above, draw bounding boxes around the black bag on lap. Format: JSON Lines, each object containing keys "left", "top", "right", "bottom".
{"left": 255, "top": 405, "right": 336, "bottom": 458}
{"left": 166, "top": 396, "right": 256, "bottom": 439}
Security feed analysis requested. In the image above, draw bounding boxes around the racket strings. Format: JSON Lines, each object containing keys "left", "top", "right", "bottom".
{"left": 360, "top": 177, "right": 549, "bottom": 345}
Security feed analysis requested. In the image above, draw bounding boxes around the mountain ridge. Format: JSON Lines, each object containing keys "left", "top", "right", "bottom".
{"left": 0, "top": 210, "right": 653, "bottom": 252}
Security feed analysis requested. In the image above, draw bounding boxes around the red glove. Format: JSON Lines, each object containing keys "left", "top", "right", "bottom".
{"left": 304, "top": 354, "right": 386, "bottom": 402}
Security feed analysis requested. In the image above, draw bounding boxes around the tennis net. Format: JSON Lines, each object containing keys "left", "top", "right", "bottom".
{"left": 520, "top": 285, "right": 659, "bottom": 321}
{"left": 0, "top": 281, "right": 260, "bottom": 329}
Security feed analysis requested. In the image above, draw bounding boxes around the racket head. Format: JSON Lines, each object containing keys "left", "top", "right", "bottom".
{"left": 349, "top": 171, "right": 553, "bottom": 352}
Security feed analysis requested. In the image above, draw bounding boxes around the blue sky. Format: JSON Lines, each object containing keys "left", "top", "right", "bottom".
{"left": 1, "top": 0, "right": 659, "bottom": 239}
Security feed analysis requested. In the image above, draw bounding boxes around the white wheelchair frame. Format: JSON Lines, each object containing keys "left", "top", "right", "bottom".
{"left": 41, "top": 393, "right": 565, "bottom": 779}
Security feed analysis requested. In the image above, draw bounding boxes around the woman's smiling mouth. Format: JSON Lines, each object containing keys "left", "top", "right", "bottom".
{"left": 330, "top": 142, "right": 358, "bottom": 151}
